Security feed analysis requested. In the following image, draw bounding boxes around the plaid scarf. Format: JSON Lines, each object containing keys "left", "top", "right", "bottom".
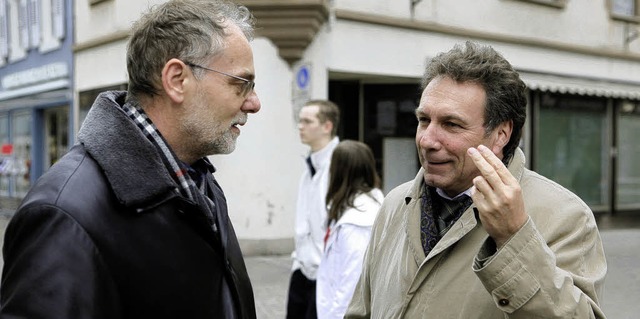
{"left": 121, "top": 101, "right": 201, "bottom": 202}
{"left": 420, "top": 184, "right": 473, "bottom": 257}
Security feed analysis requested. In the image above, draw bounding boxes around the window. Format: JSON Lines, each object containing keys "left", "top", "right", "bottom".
{"left": 534, "top": 93, "right": 609, "bottom": 210}
{"left": 616, "top": 100, "right": 640, "bottom": 210}
{"left": 611, "top": 0, "right": 640, "bottom": 22}
{"left": 11, "top": 110, "right": 31, "bottom": 197}
{"left": 0, "top": 114, "right": 8, "bottom": 196}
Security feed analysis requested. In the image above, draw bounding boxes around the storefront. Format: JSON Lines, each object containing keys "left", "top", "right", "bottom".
{"left": 0, "top": 0, "right": 72, "bottom": 199}
{"left": 328, "top": 74, "right": 640, "bottom": 215}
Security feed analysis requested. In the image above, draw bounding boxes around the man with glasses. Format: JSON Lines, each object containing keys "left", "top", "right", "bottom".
{"left": 0, "top": 1, "right": 260, "bottom": 318}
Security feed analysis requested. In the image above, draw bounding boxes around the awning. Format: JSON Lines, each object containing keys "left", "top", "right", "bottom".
{"left": 518, "top": 71, "right": 640, "bottom": 100}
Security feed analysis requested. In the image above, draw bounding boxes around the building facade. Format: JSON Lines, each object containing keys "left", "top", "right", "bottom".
{"left": 0, "top": 0, "right": 73, "bottom": 199}
{"left": 45, "top": 0, "right": 640, "bottom": 254}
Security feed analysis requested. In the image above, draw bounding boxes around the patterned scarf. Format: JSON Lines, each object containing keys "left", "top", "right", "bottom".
{"left": 122, "top": 101, "right": 199, "bottom": 200}
{"left": 121, "top": 101, "right": 218, "bottom": 230}
{"left": 420, "top": 184, "right": 473, "bottom": 257}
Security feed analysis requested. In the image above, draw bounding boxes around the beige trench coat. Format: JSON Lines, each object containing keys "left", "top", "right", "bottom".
{"left": 346, "top": 149, "right": 607, "bottom": 318}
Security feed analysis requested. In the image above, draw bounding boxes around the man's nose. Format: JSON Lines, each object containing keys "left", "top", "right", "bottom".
{"left": 418, "top": 124, "right": 440, "bottom": 149}
{"left": 243, "top": 91, "right": 261, "bottom": 113}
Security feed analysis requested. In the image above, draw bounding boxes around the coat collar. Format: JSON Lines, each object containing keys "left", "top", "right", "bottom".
{"left": 308, "top": 136, "right": 339, "bottom": 171}
{"left": 76, "top": 91, "right": 178, "bottom": 208}
{"left": 403, "top": 148, "right": 526, "bottom": 205}
{"left": 402, "top": 148, "right": 527, "bottom": 264}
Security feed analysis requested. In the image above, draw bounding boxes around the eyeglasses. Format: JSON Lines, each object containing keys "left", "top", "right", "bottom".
{"left": 185, "top": 62, "right": 255, "bottom": 98}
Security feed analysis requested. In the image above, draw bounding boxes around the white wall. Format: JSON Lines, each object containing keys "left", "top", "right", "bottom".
{"left": 75, "top": 40, "right": 128, "bottom": 91}
{"left": 212, "top": 38, "right": 306, "bottom": 245}
{"left": 75, "top": 0, "right": 166, "bottom": 43}
{"left": 334, "top": 0, "right": 640, "bottom": 52}
{"left": 326, "top": 10, "right": 640, "bottom": 84}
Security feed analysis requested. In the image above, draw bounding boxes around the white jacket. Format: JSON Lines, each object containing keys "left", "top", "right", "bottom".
{"left": 292, "top": 137, "right": 339, "bottom": 280}
{"left": 316, "top": 189, "right": 384, "bottom": 319}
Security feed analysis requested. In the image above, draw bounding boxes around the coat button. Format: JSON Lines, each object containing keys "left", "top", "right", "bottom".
{"left": 498, "top": 299, "right": 509, "bottom": 306}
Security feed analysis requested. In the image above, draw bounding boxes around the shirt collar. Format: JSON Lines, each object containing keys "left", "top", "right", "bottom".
{"left": 308, "top": 136, "right": 339, "bottom": 168}
{"left": 435, "top": 186, "right": 473, "bottom": 201}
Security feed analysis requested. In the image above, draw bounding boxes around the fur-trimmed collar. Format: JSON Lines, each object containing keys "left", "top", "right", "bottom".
{"left": 77, "top": 91, "right": 177, "bottom": 207}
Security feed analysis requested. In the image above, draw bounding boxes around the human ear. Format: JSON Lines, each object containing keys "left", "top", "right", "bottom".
{"left": 161, "top": 58, "right": 188, "bottom": 104}
{"left": 491, "top": 120, "right": 513, "bottom": 155}
{"left": 322, "top": 120, "right": 334, "bottom": 135}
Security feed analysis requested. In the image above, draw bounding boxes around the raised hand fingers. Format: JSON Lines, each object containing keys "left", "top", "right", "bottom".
{"left": 467, "top": 146, "right": 502, "bottom": 190}
{"left": 468, "top": 145, "right": 517, "bottom": 187}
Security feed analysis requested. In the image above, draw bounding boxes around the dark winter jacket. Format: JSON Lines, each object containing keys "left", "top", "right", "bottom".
{"left": 0, "top": 91, "right": 256, "bottom": 319}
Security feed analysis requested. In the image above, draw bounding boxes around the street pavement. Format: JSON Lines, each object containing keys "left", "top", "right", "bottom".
{"left": 247, "top": 212, "right": 640, "bottom": 319}
{"left": 0, "top": 207, "right": 638, "bottom": 318}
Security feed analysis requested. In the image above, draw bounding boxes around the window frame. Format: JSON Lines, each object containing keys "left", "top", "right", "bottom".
{"left": 610, "top": 0, "right": 640, "bottom": 24}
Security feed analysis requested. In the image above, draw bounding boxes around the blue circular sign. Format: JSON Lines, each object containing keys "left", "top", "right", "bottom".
{"left": 296, "top": 66, "right": 310, "bottom": 89}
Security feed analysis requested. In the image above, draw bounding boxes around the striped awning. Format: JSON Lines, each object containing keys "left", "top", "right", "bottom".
{"left": 519, "top": 71, "right": 640, "bottom": 100}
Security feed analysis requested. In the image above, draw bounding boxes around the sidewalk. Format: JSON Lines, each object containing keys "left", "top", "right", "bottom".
{"left": 246, "top": 213, "right": 640, "bottom": 319}
{"left": 245, "top": 255, "right": 291, "bottom": 319}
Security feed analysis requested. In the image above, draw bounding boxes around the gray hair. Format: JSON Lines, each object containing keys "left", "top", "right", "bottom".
{"left": 421, "top": 41, "right": 527, "bottom": 163}
{"left": 126, "top": 0, "right": 255, "bottom": 99}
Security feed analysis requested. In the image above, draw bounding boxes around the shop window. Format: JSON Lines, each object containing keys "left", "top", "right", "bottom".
{"left": 535, "top": 93, "right": 609, "bottom": 210}
{"left": 10, "top": 110, "right": 31, "bottom": 198}
{"left": 44, "top": 106, "right": 68, "bottom": 168}
{"left": 616, "top": 100, "right": 640, "bottom": 210}
{"left": 0, "top": 114, "right": 9, "bottom": 196}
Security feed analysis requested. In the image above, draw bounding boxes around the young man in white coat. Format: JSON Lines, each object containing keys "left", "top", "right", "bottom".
{"left": 286, "top": 100, "right": 340, "bottom": 319}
